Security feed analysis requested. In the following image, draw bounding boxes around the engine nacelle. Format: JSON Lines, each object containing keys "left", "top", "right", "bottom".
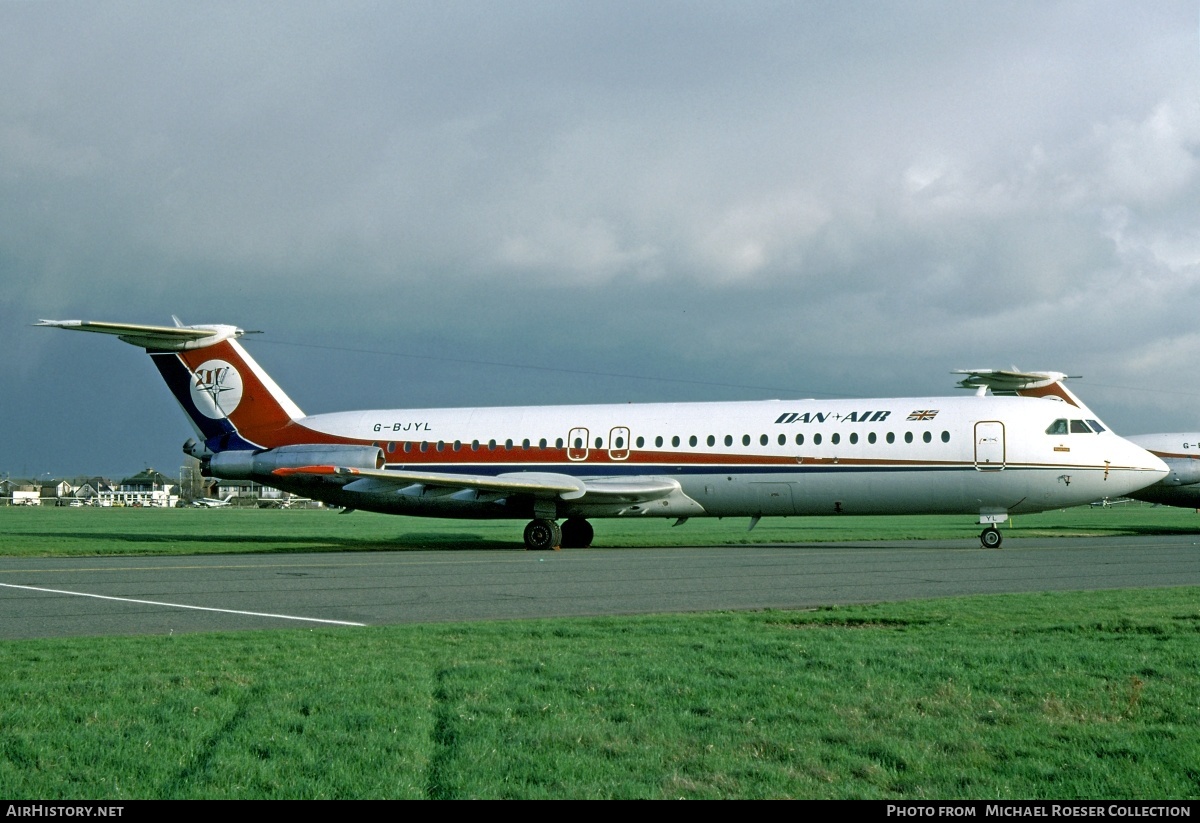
{"left": 208, "top": 444, "right": 384, "bottom": 480}
{"left": 182, "top": 437, "right": 214, "bottom": 460}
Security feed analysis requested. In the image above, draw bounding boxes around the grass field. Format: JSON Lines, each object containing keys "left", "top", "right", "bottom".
{"left": 1, "top": 504, "right": 1198, "bottom": 799}
{"left": 1, "top": 499, "right": 1199, "bottom": 556}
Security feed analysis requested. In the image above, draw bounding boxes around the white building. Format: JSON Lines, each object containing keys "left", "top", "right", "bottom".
{"left": 97, "top": 469, "right": 179, "bottom": 508}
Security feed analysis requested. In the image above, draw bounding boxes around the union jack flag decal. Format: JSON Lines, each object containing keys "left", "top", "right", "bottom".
{"left": 907, "top": 409, "right": 939, "bottom": 421}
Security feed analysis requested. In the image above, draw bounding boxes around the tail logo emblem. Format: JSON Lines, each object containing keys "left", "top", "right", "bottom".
{"left": 189, "top": 359, "right": 243, "bottom": 419}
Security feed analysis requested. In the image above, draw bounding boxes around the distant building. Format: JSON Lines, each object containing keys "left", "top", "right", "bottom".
{"left": 68, "top": 478, "right": 111, "bottom": 505}
{"left": 1, "top": 468, "right": 310, "bottom": 508}
{"left": 99, "top": 469, "right": 179, "bottom": 508}
{"left": 1, "top": 478, "right": 42, "bottom": 506}
{"left": 39, "top": 479, "right": 74, "bottom": 505}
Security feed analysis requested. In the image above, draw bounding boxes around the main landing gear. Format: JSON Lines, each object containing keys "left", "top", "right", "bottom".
{"left": 560, "top": 517, "right": 594, "bottom": 549}
{"left": 523, "top": 517, "right": 594, "bottom": 550}
{"left": 980, "top": 526, "right": 1003, "bottom": 549}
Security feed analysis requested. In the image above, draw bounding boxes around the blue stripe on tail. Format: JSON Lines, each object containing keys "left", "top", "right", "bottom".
{"left": 149, "top": 351, "right": 259, "bottom": 452}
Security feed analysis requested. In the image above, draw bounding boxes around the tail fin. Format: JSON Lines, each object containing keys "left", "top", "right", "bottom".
{"left": 36, "top": 319, "right": 303, "bottom": 453}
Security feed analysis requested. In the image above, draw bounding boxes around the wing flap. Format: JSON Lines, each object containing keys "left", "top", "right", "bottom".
{"left": 573, "top": 477, "right": 679, "bottom": 502}
{"left": 278, "top": 466, "right": 587, "bottom": 498}
{"left": 274, "top": 465, "right": 680, "bottom": 504}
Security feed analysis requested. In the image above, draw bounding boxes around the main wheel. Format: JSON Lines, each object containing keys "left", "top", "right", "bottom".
{"left": 524, "top": 518, "right": 562, "bottom": 551}
{"left": 560, "top": 517, "right": 594, "bottom": 549}
{"left": 980, "top": 526, "right": 1003, "bottom": 549}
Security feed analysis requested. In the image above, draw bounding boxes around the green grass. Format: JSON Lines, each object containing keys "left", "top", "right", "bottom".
{"left": 1, "top": 589, "right": 1198, "bottom": 799}
{"left": 1, "top": 500, "right": 1198, "bottom": 556}
{"left": 2, "top": 504, "right": 1198, "bottom": 798}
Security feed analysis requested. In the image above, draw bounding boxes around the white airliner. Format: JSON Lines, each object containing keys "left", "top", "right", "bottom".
{"left": 37, "top": 319, "right": 1168, "bottom": 550}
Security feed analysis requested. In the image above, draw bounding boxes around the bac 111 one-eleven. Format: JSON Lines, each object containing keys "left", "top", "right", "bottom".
{"left": 38, "top": 318, "right": 1168, "bottom": 550}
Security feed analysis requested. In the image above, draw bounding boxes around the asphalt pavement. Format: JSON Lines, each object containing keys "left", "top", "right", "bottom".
{"left": 2, "top": 535, "right": 1199, "bottom": 639}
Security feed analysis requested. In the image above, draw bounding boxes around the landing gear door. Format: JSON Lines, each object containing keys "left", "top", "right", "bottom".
{"left": 608, "top": 427, "right": 630, "bottom": 460}
{"left": 974, "top": 421, "right": 1005, "bottom": 470}
{"left": 568, "top": 427, "right": 589, "bottom": 461}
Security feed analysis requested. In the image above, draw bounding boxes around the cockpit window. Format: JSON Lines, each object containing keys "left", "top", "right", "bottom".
{"left": 1069, "top": 420, "right": 1092, "bottom": 433}
{"left": 1087, "top": 419, "right": 1106, "bottom": 433}
{"left": 1046, "top": 419, "right": 1068, "bottom": 435}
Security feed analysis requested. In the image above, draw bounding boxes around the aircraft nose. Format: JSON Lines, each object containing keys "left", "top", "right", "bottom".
{"left": 1129, "top": 442, "right": 1169, "bottom": 480}
{"left": 1105, "top": 441, "right": 1169, "bottom": 500}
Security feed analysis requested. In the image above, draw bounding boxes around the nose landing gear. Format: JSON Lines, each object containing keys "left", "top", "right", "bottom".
{"left": 980, "top": 526, "right": 1003, "bottom": 549}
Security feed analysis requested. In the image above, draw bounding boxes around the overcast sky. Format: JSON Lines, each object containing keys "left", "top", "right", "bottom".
{"left": 3, "top": 1, "right": 1199, "bottom": 478}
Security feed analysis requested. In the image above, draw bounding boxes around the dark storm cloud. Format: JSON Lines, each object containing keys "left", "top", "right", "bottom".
{"left": 2, "top": 1, "right": 1198, "bottom": 476}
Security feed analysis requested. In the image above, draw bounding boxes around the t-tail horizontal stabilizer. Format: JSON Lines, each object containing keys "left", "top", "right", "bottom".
{"left": 37, "top": 317, "right": 300, "bottom": 456}
{"left": 34, "top": 319, "right": 251, "bottom": 351}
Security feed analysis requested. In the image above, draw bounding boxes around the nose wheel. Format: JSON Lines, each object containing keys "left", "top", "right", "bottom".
{"left": 980, "top": 526, "right": 1003, "bottom": 549}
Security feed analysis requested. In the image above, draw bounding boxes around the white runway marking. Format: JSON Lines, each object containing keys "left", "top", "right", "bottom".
{"left": 0, "top": 583, "right": 367, "bottom": 627}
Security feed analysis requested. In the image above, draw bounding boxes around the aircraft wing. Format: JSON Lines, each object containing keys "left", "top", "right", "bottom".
{"left": 272, "top": 465, "right": 680, "bottom": 504}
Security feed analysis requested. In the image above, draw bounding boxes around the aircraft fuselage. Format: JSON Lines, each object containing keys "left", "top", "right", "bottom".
{"left": 262, "top": 395, "right": 1156, "bottom": 521}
